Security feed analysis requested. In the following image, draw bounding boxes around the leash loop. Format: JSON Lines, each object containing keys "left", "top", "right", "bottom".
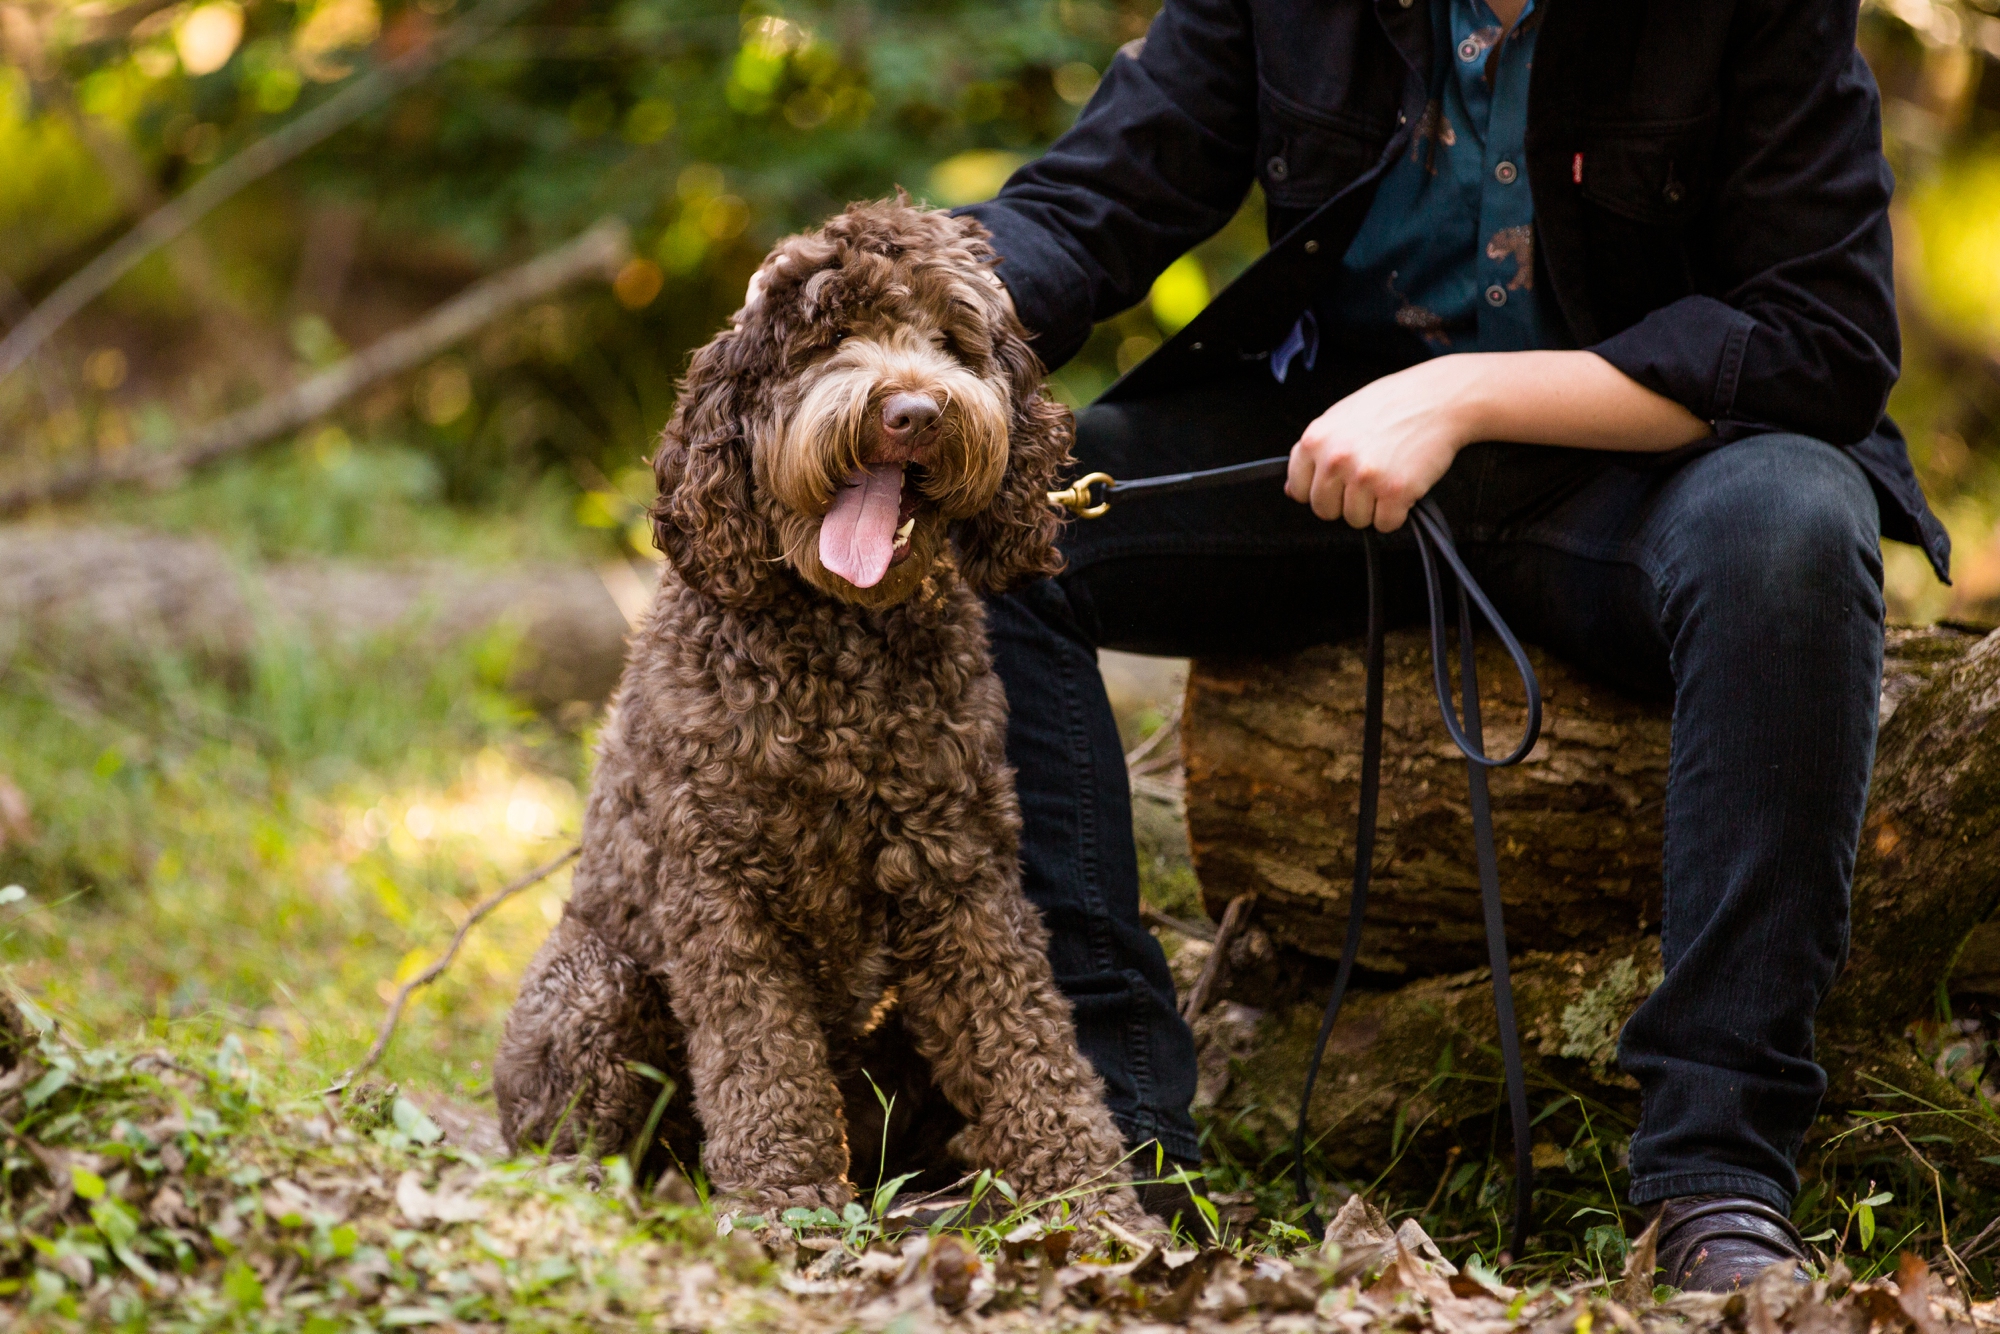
{"left": 1051, "top": 458, "right": 1541, "bottom": 1263}
{"left": 1410, "top": 497, "right": 1543, "bottom": 769}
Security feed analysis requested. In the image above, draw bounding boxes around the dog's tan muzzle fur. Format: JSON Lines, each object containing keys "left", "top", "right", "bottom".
{"left": 763, "top": 321, "right": 1011, "bottom": 608}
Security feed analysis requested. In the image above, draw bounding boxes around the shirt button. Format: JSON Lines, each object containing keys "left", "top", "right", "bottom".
{"left": 1485, "top": 285, "right": 1508, "bottom": 307}
{"left": 1494, "top": 160, "right": 1518, "bottom": 185}
{"left": 1267, "top": 155, "right": 1289, "bottom": 182}
{"left": 1458, "top": 36, "right": 1482, "bottom": 61}
{"left": 1304, "top": 239, "right": 1320, "bottom": 254}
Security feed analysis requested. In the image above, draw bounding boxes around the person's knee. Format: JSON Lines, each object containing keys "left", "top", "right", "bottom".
{"left": 1661, "top": 435, "right": 1882, "bottom": 622}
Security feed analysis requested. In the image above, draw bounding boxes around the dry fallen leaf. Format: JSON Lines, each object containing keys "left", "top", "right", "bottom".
{"left": 1325, "top": 1193, "right": 1397, "bottom": 1252}
{"left": 1897, "top": 1251, "right": 1951, "bottom": 1334}
{"left": 394, "top": 1169, "right": 487, "bottom": 1225}
{"left": 1242, "top": 1254, "right": 1321, "bottom": 1312}
{"left": 1397, "top": 1216, "right": 1460, "bottom": 1276}
{"left": 929, "top": 1233, "right": 980, "bottom": 1313}
{"left": 1620, "top": 1218, "right": 1661, "bottom": 1308}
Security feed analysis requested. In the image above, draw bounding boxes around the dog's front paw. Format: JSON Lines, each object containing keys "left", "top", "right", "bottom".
{"left": 1078, "top": 1187, "right": 1171, "bottom": 1244}
{"left": 722, "top": 1180, "right": 855, "bottom": 1219}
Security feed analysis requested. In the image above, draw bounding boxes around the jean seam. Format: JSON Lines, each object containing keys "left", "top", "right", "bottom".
{"left": 1121, "top": 967, "right": 1158, "bottom": 1130}
{"left": 1056, "top": 651, "right": 1115, "bottom": 976}
{"left": 1619, "top": 552, "right": 1682, "bottom": 1165}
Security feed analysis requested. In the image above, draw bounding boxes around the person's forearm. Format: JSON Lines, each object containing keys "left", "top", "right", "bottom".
{"left": 1450, "top": 350, "right": 1711, "bottom": 453}
{"left": 1287, "top": 348, "right": 1714, "bottom": 529}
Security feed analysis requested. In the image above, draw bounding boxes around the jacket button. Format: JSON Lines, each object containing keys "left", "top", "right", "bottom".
{"left": 1494, "top": 160, "right": 1518, "bottom": 185}
{"left": 1485, "top": 285, "right": 1507, "bottom": 307}
{"left": 1398, "top": 0, "right": 1414, "bottom": 8}
{"left": 1663, "top": 181, "right": 1685, "bottom": 204}
{"left": 1267, "top": 155, "right": 1289, "bottom": 182}
{"left": 1304, "top": 239, "right": 1320, "bottom": 254}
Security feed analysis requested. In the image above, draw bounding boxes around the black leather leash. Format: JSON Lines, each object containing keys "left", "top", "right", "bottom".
{"left": 1050, "top": 459, "right": 1542, "bottom": 1260}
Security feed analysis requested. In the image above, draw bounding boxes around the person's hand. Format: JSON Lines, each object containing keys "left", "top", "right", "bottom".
{"left": 1285, "top": 356, "right": 1487, "bottom": 532}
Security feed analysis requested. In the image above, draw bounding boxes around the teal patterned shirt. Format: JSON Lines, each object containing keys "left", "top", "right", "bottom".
{"left": 1300, "top": 0, "right": 1554, "bottom": 367}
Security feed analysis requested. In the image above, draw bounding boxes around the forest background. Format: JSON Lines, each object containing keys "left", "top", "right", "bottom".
{"left": 4, "top": 0, "right": 2000, "bottom": 1321}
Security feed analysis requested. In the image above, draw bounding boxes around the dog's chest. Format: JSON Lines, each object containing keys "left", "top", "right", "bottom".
{"left": 708, "top": 610, "right": 1005, "bottom": 809}
{"left": 645, "top": 598, "right": 1010, "bottom": 886}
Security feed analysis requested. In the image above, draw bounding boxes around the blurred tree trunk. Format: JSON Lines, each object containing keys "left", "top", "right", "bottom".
{"left": 0, "top": 525, "right": 636, "bottom": 709}
{"left": 1180, "top": 624, "right": 2000, "bottom": 1181}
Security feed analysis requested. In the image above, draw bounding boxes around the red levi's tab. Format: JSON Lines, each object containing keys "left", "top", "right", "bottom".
{"left": 1572, "top": 152, "right": 1584, "bottom": 184}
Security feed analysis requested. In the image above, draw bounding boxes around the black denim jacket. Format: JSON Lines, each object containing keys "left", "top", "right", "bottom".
{"left": 963, "top": 0, "right": 1949, "bottom": 576}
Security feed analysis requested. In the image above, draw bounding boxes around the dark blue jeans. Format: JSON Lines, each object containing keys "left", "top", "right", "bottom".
{"left": 989, "top": 359, "right": 1885, "bottom": 1210}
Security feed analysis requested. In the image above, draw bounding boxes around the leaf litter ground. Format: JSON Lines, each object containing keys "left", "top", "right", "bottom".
{"left": 4, "top": 987, "right": 1998, "bottom": 1334}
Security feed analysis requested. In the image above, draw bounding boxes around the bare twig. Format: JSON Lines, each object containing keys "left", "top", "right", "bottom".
{"left": 1125, "top": 715, "right": 1186, "bottom": 805}
{"left": 1885, "top": 1122, "right": 1976, "bottom": 1317}
{"left": 0, "top": 221, "right": 630, "bottom": 516}
{"left": 1141, "top": 902, "right": 1217, "bottom": 943}
{"left": 328, "top": 845, "right": 579, "bottom": 1094}
{"left": 1123, "top": 714, "right": 1179, "bottom": 771}
{"left": 0, "top": 0, "right": 544, "bottom": 387}
{"left": 0, "top": 270, "right": 71, "bottom": 416}
{"left": 1180, "top": 892, "right": 1255, "bottom": 1022}
{"left": 1961, "top": 1211, "right": 2000, "bottom": 1262}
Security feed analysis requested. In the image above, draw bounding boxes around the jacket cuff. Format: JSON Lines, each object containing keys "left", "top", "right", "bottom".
{"left": 957, "top": 202, "right": 1096, "bottom": 372}
{"left": 1587, "top": 294, "right": 1757, "bottom": 425}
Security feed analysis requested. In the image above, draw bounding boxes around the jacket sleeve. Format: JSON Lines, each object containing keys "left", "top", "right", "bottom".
{"left": 960, "top": 0, "right": 1259, "bottom": 371}
{"left": 1588, "top": 1, "right": 1899, "bottom": 448}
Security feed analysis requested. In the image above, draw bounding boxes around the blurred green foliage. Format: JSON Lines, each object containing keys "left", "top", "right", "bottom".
{"left": 3, "top": 0, "right": 2000, "bottom": 613}
{"left": 1, "top": 0, "right": 1257, "bottom": 565}
{"left": 1862, "top": 2, "right": 2000, "bottom": 619}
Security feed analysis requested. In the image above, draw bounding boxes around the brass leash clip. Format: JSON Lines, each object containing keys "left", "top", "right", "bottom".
{"left": 1046, "top": 471, "right": 1114, "bottom": 519}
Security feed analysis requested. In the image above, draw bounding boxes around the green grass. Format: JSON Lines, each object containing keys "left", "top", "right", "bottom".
{"left": 90, "top": 429, "right": 614, "bottom": 569}
{"left": 0, "top": 1005, "right": 766, "bottom": 1331}
{"left": 0, "top": 618, "right": 585, "bottom": 1103}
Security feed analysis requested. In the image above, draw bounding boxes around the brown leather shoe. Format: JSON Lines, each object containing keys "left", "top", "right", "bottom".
{"left": 1653, "top": 1195, "right": 1809, "bottom": 1291}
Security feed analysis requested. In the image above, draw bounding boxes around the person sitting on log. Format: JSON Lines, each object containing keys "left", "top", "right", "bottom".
{"left": 949, "top": 0, "right": 1947, "bottom": 1292}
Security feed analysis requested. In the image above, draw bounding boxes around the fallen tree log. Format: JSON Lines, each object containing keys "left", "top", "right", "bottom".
{"left": 0, "top": 524, "right": 635, "bottom": 708}
{"left": 1179, "top": 623, "right": 2000, "bottom": 1182}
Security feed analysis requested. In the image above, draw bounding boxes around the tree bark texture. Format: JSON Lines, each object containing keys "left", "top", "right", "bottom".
{"left": 0, "top": 524, "right": 634, "bottom": 708}
{"left": 1184, "top": 625, "right": 1993, "bottom": 989}
{"left": 1179, "top": 623, "right": 2000, "bottom": 1178}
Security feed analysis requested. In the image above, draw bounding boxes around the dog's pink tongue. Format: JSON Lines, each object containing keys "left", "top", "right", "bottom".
{"left": 819, "top": 463, "right": 905, "bottom": 588}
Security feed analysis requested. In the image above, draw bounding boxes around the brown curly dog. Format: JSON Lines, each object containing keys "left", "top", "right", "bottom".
{"left": 493, "top": 199, "right": 1152, "bottom": 1227}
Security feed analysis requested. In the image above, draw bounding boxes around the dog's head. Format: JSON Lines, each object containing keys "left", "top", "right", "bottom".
{"left": 650, "top": 199, "right": 1072, "bottom": 610}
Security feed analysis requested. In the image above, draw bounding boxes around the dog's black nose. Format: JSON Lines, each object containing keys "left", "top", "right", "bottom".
{"left": 881, "top": 392, "right": 941, "bottom": 441}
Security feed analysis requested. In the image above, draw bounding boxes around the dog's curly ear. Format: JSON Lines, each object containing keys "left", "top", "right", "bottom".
{"left": 955, "top": 309, "right": 1074, "bottom": 596}
{"left": 651, "top": 331, "right": 775, "bottom": 606}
